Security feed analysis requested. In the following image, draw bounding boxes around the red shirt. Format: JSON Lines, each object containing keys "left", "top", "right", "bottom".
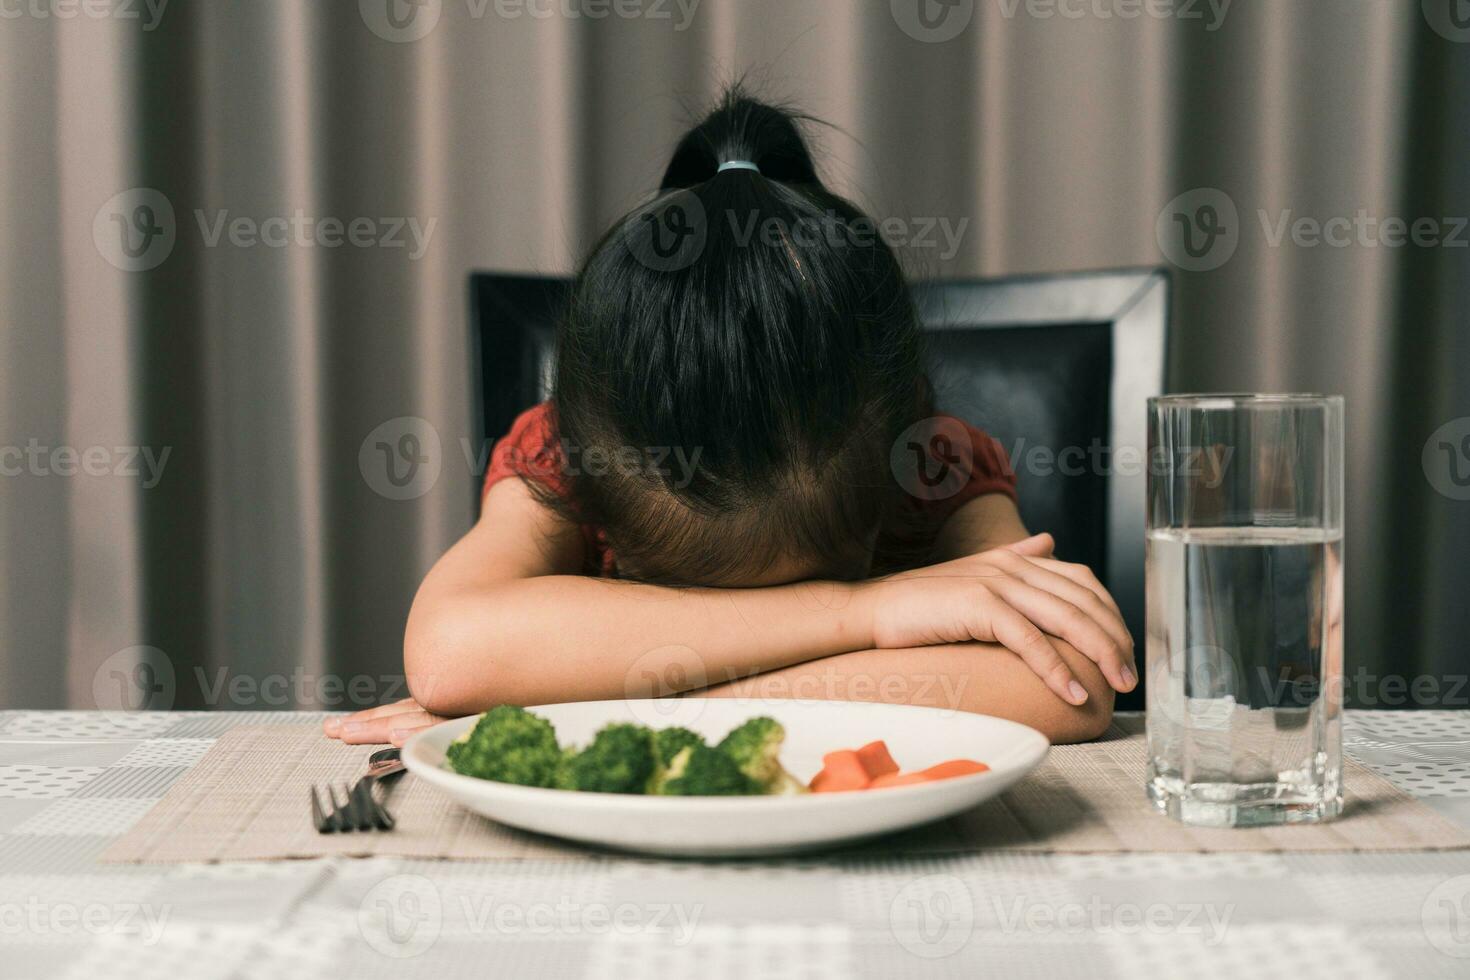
{"left": 482, "top": 402, "right": 1016, "bottom": 577}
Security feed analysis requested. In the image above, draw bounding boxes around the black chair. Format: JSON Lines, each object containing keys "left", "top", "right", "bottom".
{"left": 470, "top": 269, "right": 1170, "bottom": 708}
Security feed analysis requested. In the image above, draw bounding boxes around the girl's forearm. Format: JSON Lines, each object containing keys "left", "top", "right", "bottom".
{"left": 403, "top": 575, "right": 874, "bottom": 714}
{"left": 694, "top": 640, "right": 1115, "bottom": 744}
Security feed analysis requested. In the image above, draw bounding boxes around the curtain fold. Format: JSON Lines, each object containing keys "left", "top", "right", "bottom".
{"left": 1, "top": 0, "right": 1464, "bottom": 709}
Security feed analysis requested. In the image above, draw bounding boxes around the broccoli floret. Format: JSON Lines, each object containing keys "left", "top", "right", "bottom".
{"left": 559, "top": 723, "right": 659, "bottom": 794}
{"left": 551, "top": 746, "right": 579, "bottom": 790}
{"left": 446, "top": 705, "right": 562, "bottom": 787}
{"left": 716, "top": 716, "right": 808, "bottom": 795}
{"left": 653, "top": 744, "right": 757, "bottom": 796}
{"left": 653, "top": 726, "right": 706, "bottom": 766}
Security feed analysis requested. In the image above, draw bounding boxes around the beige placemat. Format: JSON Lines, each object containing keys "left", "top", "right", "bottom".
{"left": 101, "top": 719, "right": 1470, "bottom": 863}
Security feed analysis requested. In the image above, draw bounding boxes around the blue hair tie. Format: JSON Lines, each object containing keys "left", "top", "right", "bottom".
{"left": 717, "top": 160, "right": 760, "bottom": 174}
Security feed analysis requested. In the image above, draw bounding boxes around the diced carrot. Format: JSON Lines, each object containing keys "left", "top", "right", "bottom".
{"left": 917, "top": 760, "right": 989, "bottom": 780}
{"left": 809, "top": 750, "right": 871, "bottom": 792}
{"left": 869, "top": 760, "right": 990, "bottom": 790}
{"left": 855, "top": 740, "right": 899, "bottom": 778}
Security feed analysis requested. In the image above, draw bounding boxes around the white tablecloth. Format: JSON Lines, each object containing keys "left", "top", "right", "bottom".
{"left": 2, "top": 709, "right": 1469, "bottom": 978}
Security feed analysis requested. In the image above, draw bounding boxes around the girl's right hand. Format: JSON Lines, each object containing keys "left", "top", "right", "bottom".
{"left": 863, "top": 534, "right": 1136, "bottom": 705}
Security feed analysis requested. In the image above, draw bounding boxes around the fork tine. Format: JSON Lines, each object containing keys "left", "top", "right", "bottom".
{"left": 309, "top": 785, "right": 330, "bottom": 833}
{"left": 364, "top": 781, "right": 396, "bottom": 830}
{"left": 339, "top": 782, "right": 363, "bottom": 832}
{"left": 354, "top": 781, "right": 385, "bottom": 831}
{"left": 344, "top": 782, "right": 368, "bottom": 832}
{"left": 350, "top": 782, "right": 375, "bottom": 832}
{"left": 374, "top": 795, "right": 396, "bottom": 831}
{"left": 327, "top": 784, "right": 350, "bottom": 833}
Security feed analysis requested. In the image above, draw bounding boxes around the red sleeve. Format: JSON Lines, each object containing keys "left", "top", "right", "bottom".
{"left": 481, "top": 402, "right": 569, "bottom": 500}
{"left": 908, "top": 415, "right": 1017, "bottom": 524}
{"left": 953, "top": 419, "right": 1017, "bottom": 503}
{"left": 481, "top": 403, "right": 615, "bottom": 576}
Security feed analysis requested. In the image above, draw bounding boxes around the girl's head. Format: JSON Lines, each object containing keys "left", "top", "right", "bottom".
{"left": 550, "top": 89, "right": 929, "bottom": 586}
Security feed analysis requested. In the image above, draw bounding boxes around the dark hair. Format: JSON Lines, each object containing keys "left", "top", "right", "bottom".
{"left": 546, "top": 88, "right": 931, "bottom": 585}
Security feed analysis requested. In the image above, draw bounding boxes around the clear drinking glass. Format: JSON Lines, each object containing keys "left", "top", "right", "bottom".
{"left": 1146, "top": 394, "right": 1344, "bottom": 826}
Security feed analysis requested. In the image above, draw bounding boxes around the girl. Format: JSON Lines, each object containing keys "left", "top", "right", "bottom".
{"left": 328, "top": 91, "right": 1135, "bottom": 747}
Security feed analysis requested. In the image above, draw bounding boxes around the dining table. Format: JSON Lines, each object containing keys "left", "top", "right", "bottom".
{"left": 2, "top": 707, "right": 1468, "bottom": 979}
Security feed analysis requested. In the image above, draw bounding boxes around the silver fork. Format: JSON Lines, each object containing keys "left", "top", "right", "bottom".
{"left": 311, "top": 748, "right": 406, "bottom": 833}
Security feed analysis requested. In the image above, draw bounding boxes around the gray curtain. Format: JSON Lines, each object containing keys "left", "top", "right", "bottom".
{"left": 2, "top": 0, "right": 1465, "bottom": 710}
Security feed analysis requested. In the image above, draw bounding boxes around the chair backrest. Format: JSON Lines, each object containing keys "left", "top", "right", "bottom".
{"left": 470, "top": 268, "right": 1170, "bottom": 708}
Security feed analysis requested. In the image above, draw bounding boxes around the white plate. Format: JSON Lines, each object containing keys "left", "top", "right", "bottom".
{"left": 402, "top": 698, "right": 1049, "bottom": 857}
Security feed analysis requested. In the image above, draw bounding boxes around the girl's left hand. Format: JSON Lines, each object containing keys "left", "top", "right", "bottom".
{"left": 869, "top": 534, "right": 1136, "bottom": 702}
{"left": 323, "top": 697, "right": 449, "bottom": 747}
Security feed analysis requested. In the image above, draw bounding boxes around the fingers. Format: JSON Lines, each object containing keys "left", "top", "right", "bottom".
{"left": 987, "top": 556, "right": 1134, "bottom": 680}
{"left": 324, "top": 698, "right": 423, "bottom": 741}
{"left": 1028, "top": 557, "right": 1126, "bottom": 621}
{"left": 337, "top": 717, "right": 398, "bottom": 745}
{"left": 339, "top": 708, "right": 445, "bottom": 745}
{"left": 1003, "top": 533, "right": 1054, "bottom": 558}
{"left": 388, "top": 713, "right": 444, "bottom": 747}
{"left": 983, "top": 552, "right": 1136, "bottom": 689}
{"left": 983, "top": 576, "right": 1135, "bottom": 694}
{"left": 975, "top": 590, "right": 1088, "bottom": 705}
{"left": 989, "top": 542, "right": 1125, "bottom": 626}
